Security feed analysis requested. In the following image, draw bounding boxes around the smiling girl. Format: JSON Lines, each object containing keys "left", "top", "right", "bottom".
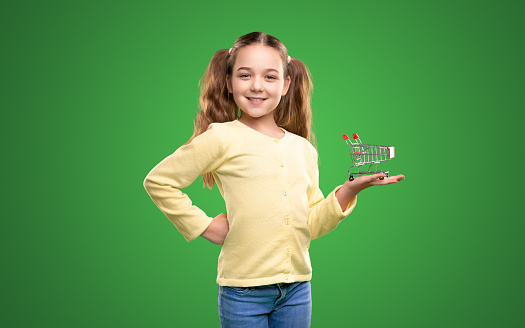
{"left": 144, "top": 32, "right": 404, "bottom": 328}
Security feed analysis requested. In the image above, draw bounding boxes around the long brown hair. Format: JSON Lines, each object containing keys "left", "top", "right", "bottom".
{"left": 190, "top": 32, "right": 314, "bottom": 189}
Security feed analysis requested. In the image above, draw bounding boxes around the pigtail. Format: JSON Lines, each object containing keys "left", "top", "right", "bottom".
{"left": 188, "top": 49, "right": 237, "bottom": 189}
{"left": 274, "top": 57, "right": 315, "bottom": 145}
{"left": 191, "top": 49, "right": 237, "bottom": 139}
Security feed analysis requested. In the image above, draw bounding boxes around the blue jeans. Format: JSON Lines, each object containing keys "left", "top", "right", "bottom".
{"left": 218, "top": 281, "right": 312, "bottom": 328}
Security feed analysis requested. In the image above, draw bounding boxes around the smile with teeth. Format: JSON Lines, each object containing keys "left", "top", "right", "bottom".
{"left": 247, "top": 97, "right": 267, "bottom": 103}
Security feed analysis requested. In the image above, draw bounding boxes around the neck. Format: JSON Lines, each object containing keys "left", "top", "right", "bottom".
{"left": 238, "top": 114, "right": 284, "bottom": 138}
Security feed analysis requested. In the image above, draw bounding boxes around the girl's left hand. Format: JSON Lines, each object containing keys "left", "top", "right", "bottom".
{"left": 348, "top": 173, "right": 405, "bottom": 192}
{"left": 335, "top": 173, "right": 405, "bottom": 210}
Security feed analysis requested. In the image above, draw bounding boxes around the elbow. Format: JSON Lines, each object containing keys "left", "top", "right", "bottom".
{"left": 143, "top": 174, "right": 154, "bottom": 193}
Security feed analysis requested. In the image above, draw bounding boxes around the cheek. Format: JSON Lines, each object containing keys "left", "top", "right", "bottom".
{"left": 231, "top": 81, "right": 246, "bottom": 94}
{"left": 270, "top": 83, "right": 285, "bottom": 96}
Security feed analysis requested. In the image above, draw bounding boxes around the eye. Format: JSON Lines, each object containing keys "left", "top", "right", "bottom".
{"left": 266, "top": 75, "right": 277, "bottom": 80}
{"left": 239, "top": 74, "right": 250, "bottom": 78}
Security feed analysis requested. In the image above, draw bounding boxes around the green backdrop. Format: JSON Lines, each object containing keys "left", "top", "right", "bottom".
{"left": 2, "top": 0, "right": 524, "bottom": 327}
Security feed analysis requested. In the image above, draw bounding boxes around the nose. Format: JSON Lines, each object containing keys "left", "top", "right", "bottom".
{"left": 250, "top": 77, "right": 263, "bottom": 92}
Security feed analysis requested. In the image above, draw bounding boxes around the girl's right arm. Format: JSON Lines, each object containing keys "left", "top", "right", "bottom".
{"left": 143, "top": 123, "right": 232, "bottom": 242}
{"left": 201, "top": 213, "right": 229, "bottom": 245}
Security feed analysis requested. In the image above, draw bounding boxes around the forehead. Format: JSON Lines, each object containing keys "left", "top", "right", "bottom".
{"left": 234, "top": 45, "right": 284, "bottom": 72}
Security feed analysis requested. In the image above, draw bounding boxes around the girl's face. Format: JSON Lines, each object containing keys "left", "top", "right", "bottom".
{"left": 227, "top": 45, "right": 290, "bottom": 123}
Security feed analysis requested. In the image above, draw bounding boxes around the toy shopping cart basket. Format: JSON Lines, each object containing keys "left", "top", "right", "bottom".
{"left": 342, "top": 133, "right": 395, "bottom": 181}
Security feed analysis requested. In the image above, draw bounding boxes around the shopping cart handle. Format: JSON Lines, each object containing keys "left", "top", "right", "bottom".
{"left": 352, "top": 133, "right": 359, "bottom": 140}
{"left": 342, "top": 134, "right": 349, "bottom": 141}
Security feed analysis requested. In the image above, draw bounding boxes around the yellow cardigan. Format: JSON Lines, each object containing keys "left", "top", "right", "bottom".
{"left": 144, "top": 119, "right": 356, "bottom": 287}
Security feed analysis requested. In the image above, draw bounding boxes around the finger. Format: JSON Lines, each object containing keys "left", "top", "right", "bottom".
{"left": 364, "top": 175, "right": 399, "bottom": 185}
{"left": 394, "top": 174, "right": 405, "bottom": 181}
{"left": 366, "top": 173, "right": 386, "bottom": 182}
{"left": 376, "top": 175, "right": 404, "bottom": 185}
{"left": 386, "top": 174, "right": 405, "bottom": 183}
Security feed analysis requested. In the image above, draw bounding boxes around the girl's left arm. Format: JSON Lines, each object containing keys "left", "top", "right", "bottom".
{"left": 306, "top": 143, "right": 405, "bottom": 240}
{"left": 335, "top": 173, "right": 405, "bottom": 211}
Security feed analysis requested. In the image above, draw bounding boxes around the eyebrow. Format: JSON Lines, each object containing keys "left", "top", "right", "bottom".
{"left": 236, "top": 67, "right": 280, "bottom": 74}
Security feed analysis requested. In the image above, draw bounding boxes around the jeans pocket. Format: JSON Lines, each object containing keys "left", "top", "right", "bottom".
{"left": 225, "top": 286, "right": 253, "bottom": 295}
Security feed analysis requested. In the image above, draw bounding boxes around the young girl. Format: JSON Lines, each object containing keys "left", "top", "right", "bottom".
{"left": 144, "top": 32, "right": 404, "bottom": 328}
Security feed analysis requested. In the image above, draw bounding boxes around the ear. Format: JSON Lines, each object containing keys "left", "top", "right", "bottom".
{"left": 226, "top": 75, "right": 232, "bottom": 93}
{"left": 281, "top": 75, "right": 291, "bottom": 96}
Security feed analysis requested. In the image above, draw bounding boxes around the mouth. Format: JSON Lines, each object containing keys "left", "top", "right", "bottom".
{"left": 246, "top": 97, "right": 267, "bottom": 104}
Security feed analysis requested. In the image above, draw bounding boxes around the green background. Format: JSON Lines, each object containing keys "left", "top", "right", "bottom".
{"left": 2, "top": 0, "right": 523, "bottom": 327}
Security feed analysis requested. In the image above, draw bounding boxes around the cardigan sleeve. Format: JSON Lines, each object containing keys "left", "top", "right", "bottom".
{"left": 143, "top": 123, "right": 231, "bottom": 242}
{"left": 306, "top": 145, "right": 357, "bottom": 240}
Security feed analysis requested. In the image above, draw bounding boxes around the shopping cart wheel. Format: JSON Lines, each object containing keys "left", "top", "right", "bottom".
{"left": 349, "top": 175, "right": 354, "bottom": 181}
{"left": 379, "top": 176, "right": 385, "bottom": 180}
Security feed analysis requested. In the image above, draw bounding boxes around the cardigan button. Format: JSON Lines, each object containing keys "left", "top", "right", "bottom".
{"left": 273, "top": 139, "right": 279, "bottom": 143}
{"left": 283, "top": 191, "right": 288, "bottom": 196}
{"left": 285, "top": 218, "right": 290, "bottom": 225}
{"left": 280, "top": 162, "right": 285, "bottom": 167}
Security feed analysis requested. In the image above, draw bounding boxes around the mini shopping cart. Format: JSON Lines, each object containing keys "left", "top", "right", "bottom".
{"left": 342, "top": 133, "right": 395, "bottom": 181}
